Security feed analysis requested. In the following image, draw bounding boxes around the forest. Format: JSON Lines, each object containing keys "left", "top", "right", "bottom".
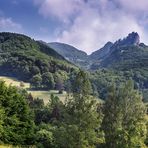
{"left": 0, "top": 70, "right": 147, "bottom": 148}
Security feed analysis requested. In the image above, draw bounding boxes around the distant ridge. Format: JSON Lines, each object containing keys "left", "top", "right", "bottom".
{"left": 48, "top": 42, "right": 89, "bottom": 69}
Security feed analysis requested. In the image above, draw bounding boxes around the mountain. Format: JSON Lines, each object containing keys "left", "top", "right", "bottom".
{"left": 0, "top": 32, "right": 76, "bottom": 88}
{"left": 90, "top": 32, "right": 148, "bottom": 101}
{"left": 48, "top": 42, "right": 89, "bottom": 69}
{"left": 89, "top": 42, "right": 113, "bottom": 62}
{"left": 113, "top": 32, "right": 140, "bottom": 46}
{"left": 89, "top": 32, "right": 140, "bottom": 63}
{"left": 90, "top": 32, "right": 148, "bottom": 69}
{"left": 47, "top": 33, "right": 147, "bottom": 72}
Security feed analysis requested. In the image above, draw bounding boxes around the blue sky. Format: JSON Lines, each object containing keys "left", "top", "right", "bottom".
{"left": 0, "top": 0, "right": 148, "bottom": 54}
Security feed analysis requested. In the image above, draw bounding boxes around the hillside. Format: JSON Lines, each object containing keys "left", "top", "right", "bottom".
{"left": 89, "top": 41, "right": 113, "bottom": 62}
{"left": 0, "top": 32, "right": 77, "bottom": 89}
{"left": 48, "top": 42, "right": 89, "bottom": 69}
{"left": 89, "top": 32, "right": 148, "bottom": 101}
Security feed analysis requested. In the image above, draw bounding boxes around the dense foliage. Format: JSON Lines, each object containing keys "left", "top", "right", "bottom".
{"left": 90, "top": 68, "right": 148, "bottom": 102}
{"left": 0, "top": 32, "right": 76, "bottom": 90}
{"left": 102, "top": 81, "right": 147, "bottom": 148}
{"left": 0, "top": 81, "right": 34, "bottom": 145}
{"left": 0, "top": 71, "right": 147, "bottom": 148}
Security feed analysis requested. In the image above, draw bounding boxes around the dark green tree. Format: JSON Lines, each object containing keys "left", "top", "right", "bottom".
{"left": 0, "top": 81, "right": 35, "bottom": 145}
{"left": 42, "top": 72, "right": 55, "bottom": 89}
{"left": 54, "top": 71, "right": 102, "bottom": 148}
{"left": 31, "top": 74, "right": 42, "bottom": 88}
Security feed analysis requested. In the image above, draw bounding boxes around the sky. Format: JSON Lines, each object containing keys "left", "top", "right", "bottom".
{"left": 0, "top": 0, "right": 148, "bottom": 54}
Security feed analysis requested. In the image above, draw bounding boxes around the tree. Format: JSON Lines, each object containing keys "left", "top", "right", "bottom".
{"left": 0, "top": 107, "right": 5, "bottom": 143}
{"left": 0, "top": 81, "right": 35, "bottom": 145}
{"left": 31, "top": 74, "right": 42, "bottom": 88}
{"left": 55, "top": 76, "right": 64, "bottom": 94}
{"left": 36, "top": 123, "right": 54, "bottom": 148}
{"left": 102, "top": 80, "right": 147, "bottom": 148}
{"left": 42, "top": 72, "right": 55, "bottom": 89}
{"left": 101, "top": 84, "right": 122, "bottom": 147}
{"left": 54, "top": 71, "right": 102, "bottom": 148}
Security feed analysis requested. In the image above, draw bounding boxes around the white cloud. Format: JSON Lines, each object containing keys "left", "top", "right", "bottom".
{"left": 34, "top": 0, "right": 148, "bottom": 54}
{"left": 0, "top": 17, "right": 23, "bottom": 32}
{"left": 57, "top": 9, "right": 145, "bottom": 54}
{"left": 115, "top": 0, "right": 148, "bottom": 13}
{"left": 34, "top": 0, "right": 85, "bottom": 23}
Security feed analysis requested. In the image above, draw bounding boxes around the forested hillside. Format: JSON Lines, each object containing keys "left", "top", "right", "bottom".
{"left": 89, "top": 33, "right": 148, "bottom": 102}
{"left": 0, "top": 32, "right": 77, "bottom": 90}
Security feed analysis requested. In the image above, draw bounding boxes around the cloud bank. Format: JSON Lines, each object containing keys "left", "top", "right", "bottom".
{"left": 34, "top": 0, "right": 148, "bottom": 54}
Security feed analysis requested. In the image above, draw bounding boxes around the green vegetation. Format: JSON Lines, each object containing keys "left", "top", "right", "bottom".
{"left": 28, "top": 90, "right": 67, "bottom": 104}
{"left": 90, "top": 68, "right": 148, "bottom": 102}
{"left": 0, "top": 81, "right": 34, "bottom": 146}
{"left": 48, "top": 42, "right": 89, "bottom": 69}
{"left": 0, "top": 32, "right": 147, "bottom": 147}
{"left": 0, "top": 32, "right": 77, "bottom": 90}
{"left": 0, "top": 71, "right": 147, "bottom": 148}
{"left": 102, "top": 81, "right": 147, "bottom": 147}
{"left": 0, "top": 76, "right": 67, "bottom": 104}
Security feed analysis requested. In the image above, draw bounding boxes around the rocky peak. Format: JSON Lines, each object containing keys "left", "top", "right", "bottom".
{"left": 114, "top": 32, "right": 140, "bottom": 46}
{"left": 125, "top": 32, "right": 140, "bottom": 45}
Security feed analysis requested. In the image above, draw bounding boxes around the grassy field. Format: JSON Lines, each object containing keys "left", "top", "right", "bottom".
{"left": 0, "top": 76, "right": 68, "bottom": 104}
{"left": 0, "top": 145, "right": 12, "bottom": 148}
{"left": 28, "top": 90, "right": 67, "bottom": 104}
{"left": 0, "top": 76, "right": 30, "bottom": 89}
{"left": 0, "top": 76, "right": 103, "bottom": 105}
{"left": 0, "top": 145, "right": 35, "bottom": 148}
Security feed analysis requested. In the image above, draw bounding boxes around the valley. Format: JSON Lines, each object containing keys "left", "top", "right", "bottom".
{"left": 0, "top": 32, "right": 147, "bottom": 148}
{"left": 0, "top": 0, "right": 148, "bottom": 147}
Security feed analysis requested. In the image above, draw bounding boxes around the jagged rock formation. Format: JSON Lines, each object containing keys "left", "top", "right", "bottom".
{"left": 114, "top": 32, "right": 140, "bottom": 47}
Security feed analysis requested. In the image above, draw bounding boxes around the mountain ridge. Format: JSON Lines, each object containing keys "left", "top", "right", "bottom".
{"left": 47, "top": 32, "right": 146, "bottom": 70}
{"left": 48, "top": 42, "right": 90, "bottom": 69}
{"left": 90, "top": 32, "right": 148, "bottom": 70}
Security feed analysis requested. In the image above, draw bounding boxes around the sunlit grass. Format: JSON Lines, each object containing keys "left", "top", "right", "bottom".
{"left": 0, "top": 76, "right": 30, "bottom": 89}
{"left": 0, "top": 76, "right": 103, "bottom": 105}
{"left": 28, "top": 90, "right": 67, "bottom": 104}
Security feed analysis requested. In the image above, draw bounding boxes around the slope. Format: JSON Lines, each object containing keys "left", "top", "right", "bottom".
{"left": 0, "top": 32, "right": 76, "bottom": 89}
{"left": 48, "top": 42, "right": 89, "bottom": 69}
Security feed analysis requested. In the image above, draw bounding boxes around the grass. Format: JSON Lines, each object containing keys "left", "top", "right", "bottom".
{"left": 28, "top": 90, "right": 67, "bottom": 104}
{"left": 0, "top": 76, "right": 103, "bottom": 105}
{"left": 0, "top": 76, "right": 30, "bottom": 89}
{"left": 0, "top": 76, "right": 68, "bottom": 104}
{"left": 0, "top": 145, "right": 35, "bottom": 148}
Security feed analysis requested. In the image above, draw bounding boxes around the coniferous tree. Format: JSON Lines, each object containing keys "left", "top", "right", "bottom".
{"left": 102, "top": 81, "right": 147, "bottom": 148}
{"left": 0, "top": 81, "right": 35, "bottom": 145}
{"left": 54, "top": 71, "right": 102, "bottom": 148}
